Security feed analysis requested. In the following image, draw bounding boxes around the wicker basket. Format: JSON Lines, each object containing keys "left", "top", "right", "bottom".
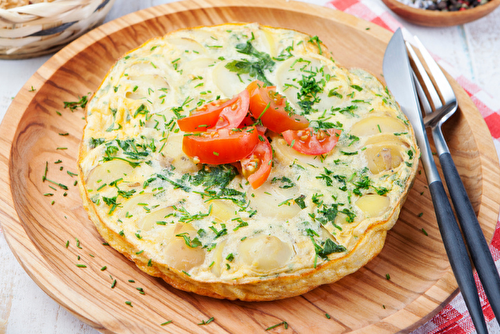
{"left": 0, "top": 0, "right": 115, "bottom": 59}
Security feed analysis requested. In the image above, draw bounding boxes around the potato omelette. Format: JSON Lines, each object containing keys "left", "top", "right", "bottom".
{"left": 78, "top": 23, "right": 419, "bottom": 301}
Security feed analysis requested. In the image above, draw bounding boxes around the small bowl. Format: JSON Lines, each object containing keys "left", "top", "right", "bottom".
{"left": 381, "top": 0, "right": 500, "bottom": 26}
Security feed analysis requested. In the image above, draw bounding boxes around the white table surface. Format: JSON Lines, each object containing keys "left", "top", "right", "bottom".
{"left": 1, "top": 0, "right": 499, "bottom": 333}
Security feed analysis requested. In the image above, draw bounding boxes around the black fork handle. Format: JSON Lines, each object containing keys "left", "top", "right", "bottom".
{"left": 429, "top": 180, "right": 488, "bottom": 334}
{"left": 440, "top": 152, "right": 500, "bottom": 322}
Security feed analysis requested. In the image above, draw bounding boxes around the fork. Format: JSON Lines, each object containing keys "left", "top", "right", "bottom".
{"left": 407, "top": 37, "right": 500, "bottom": 324}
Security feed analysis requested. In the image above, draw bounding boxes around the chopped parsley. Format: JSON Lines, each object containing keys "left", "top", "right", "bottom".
{"left": 328, "top": 89, "right": 342, "bottom": 99}
{"left": 64, "top": 94, "right": 89, "bottom": 111}
{"left": 198, "top": 317, "right": 214, "bottom": 325}
{"left": 266, "top": 321, "right": 288, "bottom": 331}
{"left": 308, "top": 35, "right": 323, "bottom": 54}
{"left": 191, "top": 164, "right": 237, "bottom": 189}
{"left": 296, "top": 73, "right": 324, "bottom": 114}
{"left": 225, "top": 40, "right": 275, "bottom": 86}
{"left": 102, "top": 196, "right": 120, "bottom": 215}
{"left": 271, "top": 176, "right": 295, "bottom": 189}
{"left": 176, "top": 232, "right": 202, "bottom": 248}
{"left": 306, "top": 229, "right": 346, "bottom": 260}
{"left": 295, "top": 195, "right": 306, "bottom": 209}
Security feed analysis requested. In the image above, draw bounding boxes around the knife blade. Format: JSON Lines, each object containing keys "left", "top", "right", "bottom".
{"left": 383, "top": 28, "right": 487, "bottom": 334}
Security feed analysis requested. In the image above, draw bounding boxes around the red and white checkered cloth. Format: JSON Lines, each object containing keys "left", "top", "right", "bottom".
{"left": 322, "top": 0, "right": 500, "bottom": 333}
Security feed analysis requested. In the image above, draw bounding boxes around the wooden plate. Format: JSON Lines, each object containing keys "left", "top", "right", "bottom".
{"left": 382, "top": 0, "right": 500, "bottom": 27}
{"left": 1, "top": 0, "right": 499, "bottom": 333}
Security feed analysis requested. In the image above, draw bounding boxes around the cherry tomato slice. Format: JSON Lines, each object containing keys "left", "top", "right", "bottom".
{"left": 177, "top": 97, "right": 236, "bottom": 132}
{"left": 241, "top": 135, "right": 272, "bottom": 189}
{"left": 282, "top": 128, "right": 341, "bottom": 155}
{"left": 177, "top": 90, "right": 249, "bottom": 132}
{"left": 246, "top": 80, "right": 309, "bottom": 133}
{"left": 246, "top": 80, "right": 266, "bottom": 97}
{"left": 214, "top": 89, "right": 249, "bottom": 129}
{"left": 182, "top": 127, "right": 259, "bottom": 164}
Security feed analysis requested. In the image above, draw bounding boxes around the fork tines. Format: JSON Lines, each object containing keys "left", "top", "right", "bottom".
{"left": 406, "top": 38, "right": 457, "bottom": 127}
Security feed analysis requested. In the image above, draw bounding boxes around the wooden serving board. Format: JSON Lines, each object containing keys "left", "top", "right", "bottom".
{"left": 1, "top": 1, "right": 499, "bottom": 333}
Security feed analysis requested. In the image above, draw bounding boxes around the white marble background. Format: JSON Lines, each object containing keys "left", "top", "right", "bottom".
{"left": 1, "top": 0, "right": 499, "bottom": 333}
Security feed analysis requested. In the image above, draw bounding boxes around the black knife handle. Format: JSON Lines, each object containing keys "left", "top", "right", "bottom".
{"left": 429, "top": 180, "right": 488, "bottom": 334}
{"left": 440, "top": 152, "right": 500, "bottom": 321}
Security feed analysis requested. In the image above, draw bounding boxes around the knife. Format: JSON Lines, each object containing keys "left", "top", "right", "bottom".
{"left": 383, "top": 28, "right": 488, "bottom": 334}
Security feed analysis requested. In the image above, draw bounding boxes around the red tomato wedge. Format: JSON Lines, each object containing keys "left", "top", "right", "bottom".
{"left": 241, "top": 135, "right": 272, "bottom": 189}
{"left": 282, "top": 128, "right": 342, "bottom": 155}
{"left": 214, "top": 89, "right": 249, "bottom": 129}
{"left": 182, "top": 127, "right": 259, "bottom": 164}
{"left": 246, "top": 80, "right": 309, "bottom": 133}
{"left": 177, "top": 90, "right": 249, "bottom": 132}
{"left": 177, "top": 97, "right": 235, "bottom": 132}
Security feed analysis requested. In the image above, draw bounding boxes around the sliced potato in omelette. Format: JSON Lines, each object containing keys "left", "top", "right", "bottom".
{"left": 78, "top": 23, "right": 419, "bottom": 301}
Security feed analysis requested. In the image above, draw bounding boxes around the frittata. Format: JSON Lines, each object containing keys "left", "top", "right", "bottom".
{"left": 78, "top": 23, "right": 419, "bottom": 301}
